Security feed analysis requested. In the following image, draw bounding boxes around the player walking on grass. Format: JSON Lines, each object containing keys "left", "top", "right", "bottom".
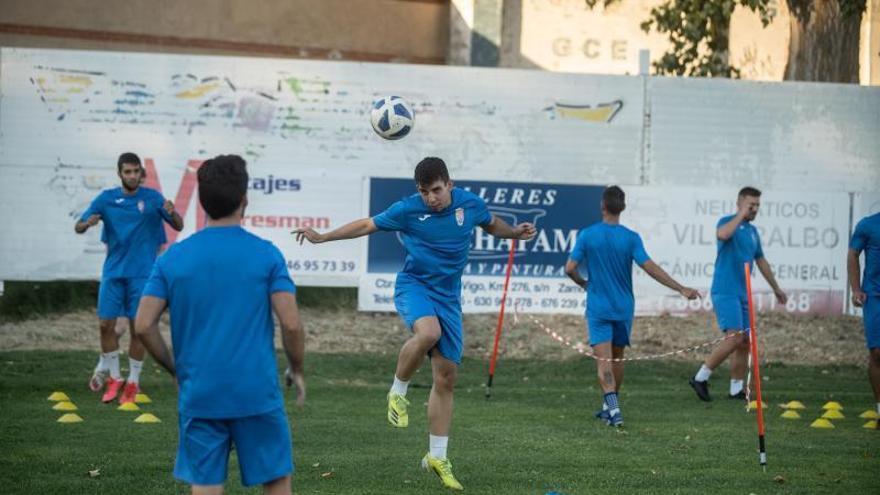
{"left": 565, "top": 186, "right": 699, "bottom": 427}
{"left": 848, "top": 211, "right": 880, "bottom": 426}
{"left": 136, "top": 155, "right": 306, "bottom": 495}
{"left": 74, "top": 152, "right": 183, "bottom": 404}
{"left": 294, "top": 157, "right": 535, "bottom": 490}
{"left": 689, "top": 187, "right": 787, "bottom": 402}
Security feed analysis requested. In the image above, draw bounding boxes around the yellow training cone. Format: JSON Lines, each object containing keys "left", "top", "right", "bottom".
{"left": 780, "top": 410, "right": 800, "bottom": 419}
{"left": 821, "top": 409, "right": 845, "bottom": 420}
{"left": 822, "top": 401, "right": 843, "bottom": 411}
{"left": 747, "top": 401, "right": 767, "bottom": 411}
{"left": 134, "top": 393, "right": 152, "bottom": 404}
{"left": 783, "top": 401, "right": 806, "bottom": 410}
{"left": 57, "top": 413, "right": 83, "bottom": 423}
{"left": 810, "top": 418, "right": 834, "bottom": 429}
{"left": 117, "top": 402, "right": 141, "bottom": 412}
{"left": 859, "top": 410, "right": 879, "bottom": 419}
{"left": 47, "top": 392, "right": 70, "bottom": 402}
{"left": 52, "top": 401, "right": 78, "bottom": 411}
{"left": 134, "top": 413, "right": 161, "bottom": 423}
{"left": 863, "top": 420, "right": 879, "bottom": 430}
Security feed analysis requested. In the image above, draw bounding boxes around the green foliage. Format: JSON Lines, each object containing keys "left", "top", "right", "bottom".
{"left": 0, "top": 283, "right": 357, "bottom": 322}
{"left": 1, "top": 351, "right": 877, "bottom": 494}
{"left": 640, "top": 0, "right": 772, "bottom": 77}
{"left": 0, "top": 281, "right": 97, "bottom": 322}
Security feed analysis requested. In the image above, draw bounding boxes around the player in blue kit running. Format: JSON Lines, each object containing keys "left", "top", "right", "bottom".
{"left": 75, "top": 152, "right": 183, "bottom": 404}
{"left": 565, "top": 186, "right": 700, "bottom": 427}
{"left": 848, "top": 211, "right": 880, "bottom": 425}
{"left": 135, "top": 155, "right": 306, "bottom": 495}
{"left": 690, "top": 187, "right": 787, "bottom": 402}
{"left": 294, "top": 157, "right": 535, "bottom": 490}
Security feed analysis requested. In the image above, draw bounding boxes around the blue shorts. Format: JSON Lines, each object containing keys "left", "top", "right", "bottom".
{"left": 587, "top": 317, "right": 632, "bottom": 347}
{"left": 394, "top": 282, "right": 463, "bottom": 364}
{"left": 97, "top": 277, "right": 148, "bottom": 320}
{"left": 174, "top": 407, "right": 293, "bottom": 487}
{"left": 712, "top": 294, "right": 750, "bottom": 333}
{"left": 864, "top": 296, "right": 880, "bottom": 350}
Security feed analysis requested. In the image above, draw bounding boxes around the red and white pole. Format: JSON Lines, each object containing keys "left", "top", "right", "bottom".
{"left": 744, "top": 262, "right": 767, "bottom": 470}
{"left": 486, "top": 241, "right": 517, "bottom": 398}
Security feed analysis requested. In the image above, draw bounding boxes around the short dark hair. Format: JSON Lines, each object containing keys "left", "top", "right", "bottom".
{"left": 117, "top": 152, "right": 141, "bottom": 172}
{"left": 738, "top": 186, "right": 761, "bottom": 198}
{"left": 414, "top": 157, "right": 450, "bottom": 185}
{"left": 198, "top": 155, "right": 249, "bottom": 220}
{"left": 603, "top": 185, "right": 626, "bottom": 215}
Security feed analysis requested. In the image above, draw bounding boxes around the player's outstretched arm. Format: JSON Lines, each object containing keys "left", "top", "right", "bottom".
{"left": 641, "top": 260, "right": 700, "bottom": 299}
{"left": 755, "top": 257, "right": 787, "bottom": 304}
{"left": 134, "top": 295, "right": 175, "bottom": 376}
{"left": 564, "top": 259, "right": 587, "bottom": 289}
{"left": 293, "top": 218, "right": 378, "bottom": 245}
{"left": 848, "top": 249, "right": 866, "bottom": 307}
{"left": 74, "top": 214, "right": 101, "bottom": 234}
{"left": 272, "top": 292, "right": 306, "bottom": 407}
{"left": 482, "top": 215, "right": 537, "bottom": 240}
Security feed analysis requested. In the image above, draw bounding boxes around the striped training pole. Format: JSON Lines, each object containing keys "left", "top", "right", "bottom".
{"left": 486, "top": 241, "right": 517, "bottom": 399}
{"left": 744, "top": 262, "right": 767, "bottom": 470}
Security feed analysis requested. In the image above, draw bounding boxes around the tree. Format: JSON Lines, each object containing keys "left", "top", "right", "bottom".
{"left": 588, "top": 0, "right": 867, "bottom": 82}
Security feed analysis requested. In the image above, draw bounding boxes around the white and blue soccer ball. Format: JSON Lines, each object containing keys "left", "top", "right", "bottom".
{"left": 370, "top": 96, "right": 414, "bottom": 140}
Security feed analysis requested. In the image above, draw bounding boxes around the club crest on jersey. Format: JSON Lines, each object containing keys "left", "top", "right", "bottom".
{"left": 455, "top": 207, "right": 464, "bottom": 226}
{"left": 137, "top": 200, "right": 145, "bottom": 213}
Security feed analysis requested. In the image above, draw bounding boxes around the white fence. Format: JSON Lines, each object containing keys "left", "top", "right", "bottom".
{"left": 1, "top": 48, "right": 878, "bottom": 315}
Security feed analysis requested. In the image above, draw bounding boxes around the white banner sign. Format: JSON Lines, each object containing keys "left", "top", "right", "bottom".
{"left": 361, "top": 185, "right": 849, "bottom": 316}
{"left": 0, "top": 47, "right": 643, "bottom": 282}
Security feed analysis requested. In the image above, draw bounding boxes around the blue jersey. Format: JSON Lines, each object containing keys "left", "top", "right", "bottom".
{"left": 373, "top": 188, "right": 492, "bottom": 300}
{"left": 80, "top": 186, "right": 171, "bottom": 279}
{"left": 569, "top": 222, "right": 650, "bottom": 321}
{"left": 850, "top": 213, "right": 880, "bottom": 295}
{"left": 142, "top": 226, "right": 296, "bottom": 419}
{"left": 711, "top": 215, "right": 764, "bottom": 298}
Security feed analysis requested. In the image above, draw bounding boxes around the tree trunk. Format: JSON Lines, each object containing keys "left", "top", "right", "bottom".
{"left": 784, "top": 0, "right": 863, "bottom": 82}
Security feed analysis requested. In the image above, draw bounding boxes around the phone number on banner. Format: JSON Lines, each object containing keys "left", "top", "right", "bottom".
{"left": 286, "top": 259, "right": 357, "bottom": 272}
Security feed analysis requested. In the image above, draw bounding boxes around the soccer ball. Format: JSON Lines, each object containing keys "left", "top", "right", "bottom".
{"left": 370, "top": 96, "right": 414, "bottom": 140}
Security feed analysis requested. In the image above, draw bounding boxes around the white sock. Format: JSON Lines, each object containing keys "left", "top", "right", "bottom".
{"left": 390, "top": 376, "right": 409, "bottom": 396}
{"left": 104, "top": 350, "right": 121, "bottom": 379}
{"left": 128, "top": 358, "right": 143, "bottom": 384}
{"left": 729, "top": 379, "right": 744, "bottom": 396}
{"left": 94, "top": 354, "right": 108, "bottom": 373}
{"left": 694, "top": 364, "right": 713, "bottom": 382}
{"left": 429, "top": 435, "right": 448, "bottom": 460}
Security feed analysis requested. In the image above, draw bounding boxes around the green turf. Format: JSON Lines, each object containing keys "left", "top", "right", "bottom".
{"left": 0, "top": 351, "right": 877, "bottom": 494}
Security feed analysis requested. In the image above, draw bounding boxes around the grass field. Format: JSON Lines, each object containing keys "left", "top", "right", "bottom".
{"left": 0, "top": 350, "right": 877, "bottom": 494}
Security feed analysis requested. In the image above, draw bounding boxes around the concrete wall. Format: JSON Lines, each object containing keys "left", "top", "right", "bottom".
{"left": 0, "top": 0, "right": 449, "bottom": 63}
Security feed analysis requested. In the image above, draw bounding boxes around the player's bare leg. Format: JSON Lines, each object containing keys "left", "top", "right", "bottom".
{"left": 262, "top": 475, "right": 291, "bottom": 495}
{"left": 690, "top": 332, "right": 746, "bottom": 401}
{"left": 612, "top": 346, "right": 625, "bottom": 393}
{"left": 593, "top": 343, "right": 622, "bottom": 426}
{"left": 388, "top": 316, "right": 441, "bottom": 428}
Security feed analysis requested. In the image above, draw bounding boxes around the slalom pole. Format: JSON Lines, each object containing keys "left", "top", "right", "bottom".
{"left": 744, "top": 262, "right": 767, "bottom": 470}
{"left": 485, "top": 241, "right": 517, "bottom": 399}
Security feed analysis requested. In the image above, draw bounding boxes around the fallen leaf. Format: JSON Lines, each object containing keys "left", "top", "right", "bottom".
{"left": 312, "top": 462, "right": 320, "bottom": 468}
{"left": 321, "top": 471, "right": 334, "bottom": 479}
{"left": 774, "top": 475, "right": 785, "bottom": 484}
{"left": 88, "top": 469, "right": 100, "bottom": 478}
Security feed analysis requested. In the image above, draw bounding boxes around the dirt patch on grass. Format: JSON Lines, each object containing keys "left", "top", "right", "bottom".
{"left": 0, "top": 308, "right": 866, "bottom": 366}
